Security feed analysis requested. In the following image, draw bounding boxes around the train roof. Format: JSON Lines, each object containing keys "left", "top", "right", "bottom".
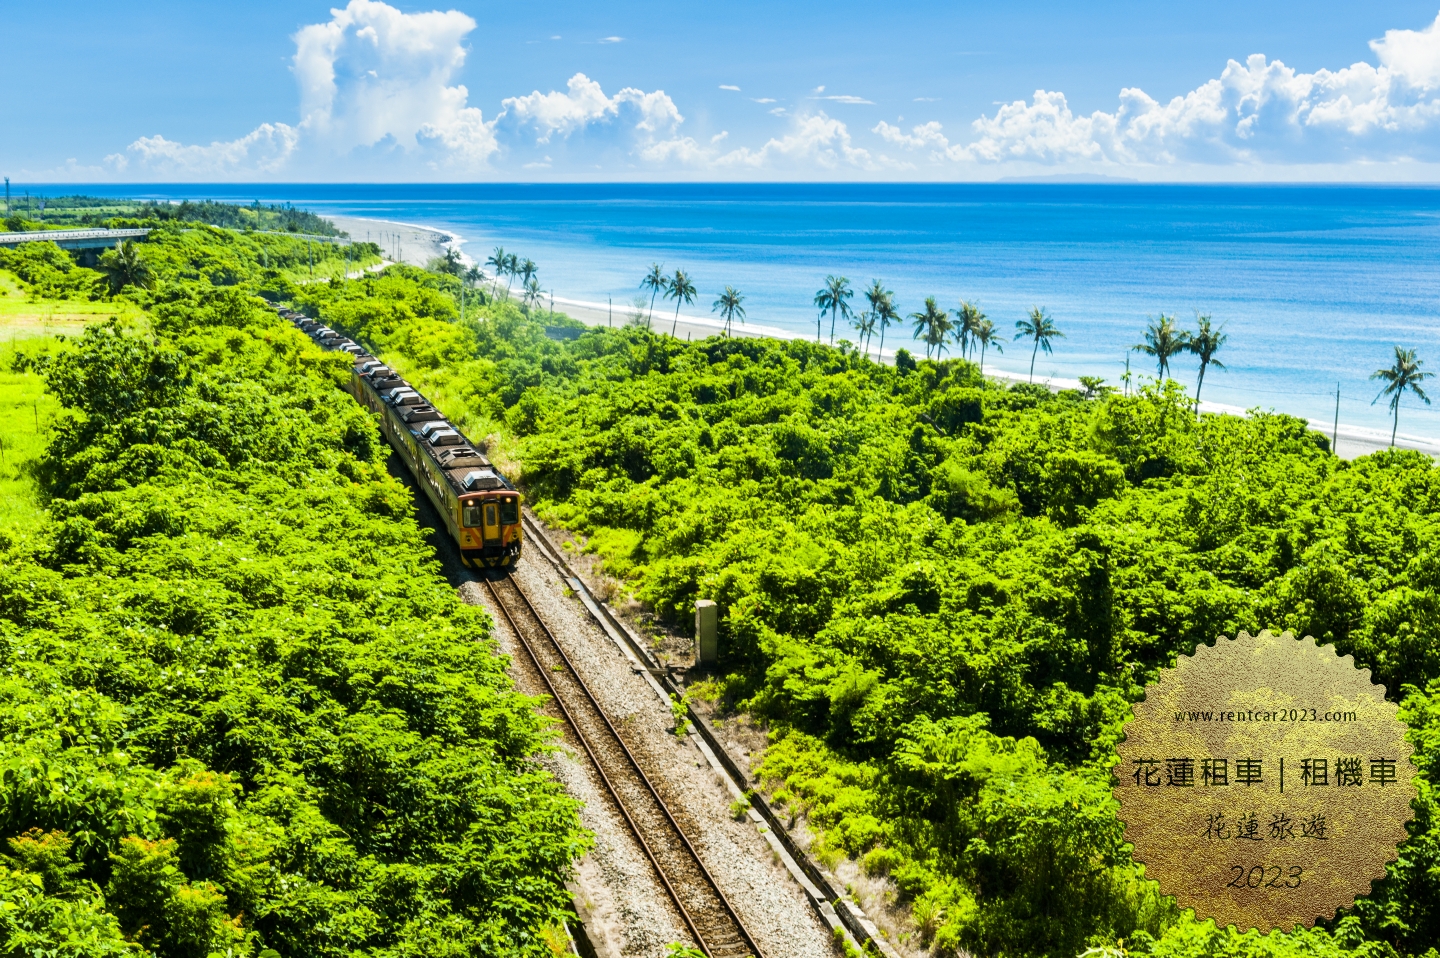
{"left": 280, "top": 307, "right": 513, "bottom": 498}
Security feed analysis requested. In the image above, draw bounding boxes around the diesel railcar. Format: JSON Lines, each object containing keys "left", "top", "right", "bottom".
{"left": 279, "top": 308, "right": 522, "bottom": 567}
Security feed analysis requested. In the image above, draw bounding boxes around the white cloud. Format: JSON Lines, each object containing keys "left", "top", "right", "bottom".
{"left": 913, "top": 97, "right": 940, "bottom": 102}
{"left": 815, "top": 94, "right": 874, "bottom": 105}
{"left": 599, "top": 36, "right": 624, "bottom": 43}
{"left": 720, "top": 84, "right": 741, "bottom": 91}
{"left": 955, "top": 12, "right": 1440, "bottom": 165}
{"left": 711, "top": 131, "right": 729, "bottom": 143}
{"left": 718, "top": 112, "right": 873, "bottom": 169}
{"left": 498, "top": 73, "right": 682, "bottom": 143}
{"left": 292, "top": 0, "right": 488, "bottom": 162}
{"left": 752, "top": 97, "right": 776, "bottom": 104}
{"left": 124, "top": 123, "right": 300, "bottom": 175}
{"left": 873, "top": 120, "right": 949, "bottom": 150}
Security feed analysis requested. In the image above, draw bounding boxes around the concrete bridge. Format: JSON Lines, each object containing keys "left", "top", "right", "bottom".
{"left": 0, "top": 228, "right": 151, "bottom": 266}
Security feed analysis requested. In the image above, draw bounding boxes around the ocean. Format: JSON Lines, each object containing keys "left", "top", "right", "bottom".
{"left": 33, "top": 183, "right": 1440, "bottom": 442}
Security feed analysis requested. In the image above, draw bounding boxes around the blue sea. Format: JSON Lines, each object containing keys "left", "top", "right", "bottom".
{"left": 36, "top": 183, "right": 1440, "bottom": 440}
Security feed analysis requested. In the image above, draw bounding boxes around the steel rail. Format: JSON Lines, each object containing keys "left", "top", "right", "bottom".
{"left": 483, "top": 574, "right": 763, "bottom": 958}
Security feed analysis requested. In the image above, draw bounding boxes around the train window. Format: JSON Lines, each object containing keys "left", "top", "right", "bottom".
{"left": 500, "top": 497, "right": 519, "bottom": 524}
{"left": 462, "top": 502, "right": 484, "bottom": 527}
{"left": 485, "top": 504, "right": 498, "bottom": 527}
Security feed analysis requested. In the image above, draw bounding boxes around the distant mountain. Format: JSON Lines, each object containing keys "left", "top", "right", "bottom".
{"left": 995, "top": 173, "right": 1140, "bottom": 184}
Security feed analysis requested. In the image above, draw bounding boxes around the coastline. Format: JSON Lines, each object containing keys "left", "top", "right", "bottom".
{"left": 330, "top": 214, "right": 1436, "bottom": 461}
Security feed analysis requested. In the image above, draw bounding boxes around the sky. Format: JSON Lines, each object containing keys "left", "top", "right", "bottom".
{"left": 8, "top": 1, "right": 1440, "bottom": 181}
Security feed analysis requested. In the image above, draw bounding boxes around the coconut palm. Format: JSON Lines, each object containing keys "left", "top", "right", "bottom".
{"left": 1371, "top": 346, "right": 1432, "bottom": 447}
{"left": 523, "top": 275, "right": 543, "bottom": 313}
{"left": 1135, "top": 313, "right": 1190, "bottom": 380}
{"left": 954, "top": 300, "right": 984, "bottom": 361}
{"left": 910, "top": 297, "right": 950, "bottom": 360}
{"left": 862, "top": 280, "right": 891, "bottom": 358}
{"left": 98, "top": 240, "right": 154, "bottom": 293}
{"left": 641, "top": 263, "right": 668, "bottom": 328}
{"left": 1189, "top": 313, "right": 1227, "bottom": 411}
{"left": 518, "top": 258, "right": 538, "bottom": 288}
{"left": 852, "top": 310, "right": 877, "bottom": 357}
{"left": 485, "top": 247, "right": 507, "bottom": 296}
{"left": 665, "top": 269, "right": 697, "bottom": 335}
{"left": 713, "top": 285, "right": 746, "bottom": 337}
{"left": 973, "top": 317, "right": 1002, "bottom": 374}
{"left": 503, "top": 253, "right": 520, "bottom": 298}
{"left": 1014, "top": 307, "right": 1064, "bottom": 383}
{"left": 875, "top": 294, "right": 899, "bottom": 361}
{"left": 814, "top": 275, "right": 854, "bottom": 345}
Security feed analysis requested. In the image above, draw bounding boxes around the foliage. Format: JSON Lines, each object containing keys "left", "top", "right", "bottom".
{"left": 4, "top": 195, "right": 343, "bottom": 235}
{"left": 0, "top": 234, "right": 588, "bottom": 956}
{"left": 0, "top": 242, "right": 105, "bottom": 300}
{"left": 303, "top": 261, "right": 1440, "bottom": 958}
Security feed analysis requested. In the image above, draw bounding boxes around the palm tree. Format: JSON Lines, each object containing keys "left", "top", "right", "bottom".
{"left": 862, "top": 280, "right": 891, "bottom": 359}
{"left": 910, "top": 297, "right": 949, "bottom": 360}
{"left": 666, "top": 269, "right": 697, "bottom": 335}
{"left": 931, "top": 308, "right": 955, "bottom": 359}
{"left": 1135, "top": 313, "right": 1190, "bottom": 380}
{"left": 875, "top": 294, "right": 899, "bottom": 361}
{"left": 1189, "top": 313, "right": 1227, "bottom": 411}
{"left": 852, "top": 310, "right": 877, "bottom": 356}
{"left": 973, "top": 317, "right": 1002, "bottom": 374}
{"left": 641, "top": 263, "right": 667, "bottom": 328}
{"left": 713, "top": 285, "right": 746, "bottom": 337}
{"left": 486, "top": 247, "right": 507, "bottom": 296}
{"left": 504, "top": 253, "right": 520, "bottom": 298}
{"left": 523, "top": 276, "right": 543, "bottom": 313}
{"left": 98, "top": 240, "right": 154, "bottom": 293}
{"left": 1014, "top": 307, "right": 1063, "bottom": 383}
{"left": 1372, "top": 346, "right": 1432, "bottom": 447}
{"left": 519, "top": 258, "right": 538, "bottom": 289}
{"left": 814, "top": 275, "right": 854, "bottom": 345}
{"left": 954, "top": 301, "right": 984, "bottom": 361}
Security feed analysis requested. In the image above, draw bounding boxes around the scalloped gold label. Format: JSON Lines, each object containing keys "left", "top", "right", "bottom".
{"left": 1114, "top": 630, "right": 1416, "bottom": 933}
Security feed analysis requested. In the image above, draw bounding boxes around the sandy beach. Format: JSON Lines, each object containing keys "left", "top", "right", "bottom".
{"left": 330, "top": 214, "right": 1437, "bottom": 461}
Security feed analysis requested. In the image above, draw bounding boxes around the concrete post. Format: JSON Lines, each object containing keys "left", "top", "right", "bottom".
{"left": 695, "top": 599, "right": 718, "bottom": 666}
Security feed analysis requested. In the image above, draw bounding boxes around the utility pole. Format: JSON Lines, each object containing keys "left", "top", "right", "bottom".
{"left": 1333, "top": 383, "right": 1341, "bottom": 452}
{"left": 3, "top": 177, "right": 9, "bottom": 215}
{"left": 609, "top": 296, "right": 613, "bottom": 327}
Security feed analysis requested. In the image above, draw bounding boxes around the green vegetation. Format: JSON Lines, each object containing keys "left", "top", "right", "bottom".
{"left": 0, "top": 230, "right": 587, "bottom": 956}
{"left": 303, "top": 265, "right": 1440, "bottom": 958}
{"left": 2, "top": 195, "right": 343, "bottom": 236}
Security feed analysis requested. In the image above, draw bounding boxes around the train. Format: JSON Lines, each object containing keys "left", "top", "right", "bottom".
{"left": 278, "top": 307, "right": 523, "bottom": 568}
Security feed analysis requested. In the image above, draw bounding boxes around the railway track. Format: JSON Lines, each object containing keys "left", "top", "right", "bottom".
{"left": 482, "top": 572, "right": 764, "bottom": 958}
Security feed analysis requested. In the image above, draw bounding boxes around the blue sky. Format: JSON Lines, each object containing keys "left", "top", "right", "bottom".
{"left": 8, "top": 1, "right": 1440, "bottom": 181}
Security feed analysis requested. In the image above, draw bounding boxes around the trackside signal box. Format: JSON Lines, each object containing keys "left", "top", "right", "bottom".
{"left": 695, "top": 600, "right": 718, "bottom": 666}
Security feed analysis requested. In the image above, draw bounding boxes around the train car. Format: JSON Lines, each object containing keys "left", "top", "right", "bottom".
{"left": 279, "top": 308, "right": 522, "bottom": 567}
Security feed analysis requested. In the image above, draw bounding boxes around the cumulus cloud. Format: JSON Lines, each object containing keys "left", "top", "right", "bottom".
{"left": 122, "top": 123, "right": 301, "bottom": 175}
{"left": 950, "top": 12, "right": 1440, "bottom": 165}
{"left": 498, "top": 73, "right": 682, "bottom": 143}
{"left": 873, "top": 120, "right": 948, "bottom": 150}
{"left": 718, "top": 112, "right": 873, "bottom": 170}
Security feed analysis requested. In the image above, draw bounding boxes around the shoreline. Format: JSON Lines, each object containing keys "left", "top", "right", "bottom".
{"left": 328, "top": 213, "right": 1437, "bottom": 461}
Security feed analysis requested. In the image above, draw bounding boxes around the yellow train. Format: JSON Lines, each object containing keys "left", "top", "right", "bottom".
{"left": 281, "top": 308, "right": 522, "bottom": 568}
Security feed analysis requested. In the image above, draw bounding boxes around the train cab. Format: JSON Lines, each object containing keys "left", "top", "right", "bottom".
{"left": 458, "top": 489, "right": 523, "bottom": 566}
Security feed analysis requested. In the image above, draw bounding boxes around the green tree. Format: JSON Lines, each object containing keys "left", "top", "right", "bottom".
{"left": 504, "top": 252, "right": 520, "bottom": 298}
{"left": 863, "top": 280, "right": 891, "bottom": 358}
{"left": 910, "top": 297, "right": 951, "bottom": 360}
{"left": 973, "top": 317, "right": 1002, "bottom": 374}
{"left": 954, "top": 300, "right": 984, "bottom": 361}
{"left": 712, "top": 285, "right": 746, "bottom": 337}
{"left": 96, "top": 240, "right": 155, "bottom": 294}
{"left": 666, "top": 268, "right": 697, "bottom": 336}
{"left": 1014, "top": 306, "right": 1063, "bottom": 383}
{"left": 1135, "top": 313, "right": 1190, "bottom": 380}
{"left": 814, "top": 275, "right": 854, "bottom": 345}
{"left": 876, "top": 292, "right": 899, "bottom": 361}
{"left": 485, "top": 247, "right": 507, "bottom": 296}
{"left": 1188, "top": 313, "right": 1227, "bottom": 411}
{"left": 641, "top": 263, "right": 668, "bottom": 329}
{"left": 853, "top": 308, "right": 877, "bottom": 357}
{"left": 1371, "top": 345, "right": 1432, "bottom": 447}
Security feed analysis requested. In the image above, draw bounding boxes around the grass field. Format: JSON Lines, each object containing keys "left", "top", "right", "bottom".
{"left": 0, "top": 269, "right": 108, "bottom": 532}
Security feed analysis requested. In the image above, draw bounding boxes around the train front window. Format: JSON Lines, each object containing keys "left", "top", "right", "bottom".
{"left": 500, "top": 497, "right": 519, "bottom": 524}
{"left": 462, "top": 502, "right": 484, "bottom": 527}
